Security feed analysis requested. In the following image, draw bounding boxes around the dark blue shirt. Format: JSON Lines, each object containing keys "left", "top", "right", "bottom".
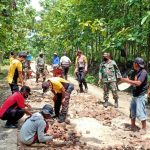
{"left": 133, "top": 69, "right": 148, "bottom": 97}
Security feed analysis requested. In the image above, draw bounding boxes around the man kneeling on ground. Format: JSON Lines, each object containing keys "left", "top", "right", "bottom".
{"left": 19, "top": 104, "right": 60, "bottom": 145}
{"left": 0, "top": 86, "right": 32, "bottom": 128}
{"left": 42, "top": 77, "right": 74, "bottom": 123}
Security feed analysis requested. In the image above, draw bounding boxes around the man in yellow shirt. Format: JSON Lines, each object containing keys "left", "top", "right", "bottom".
{"left": 42, "top": 77, "right": 74, "bottom": 122}
{"left": 7, "top": 52, "right": 27, "bottom": 94}
{"left": 74, "top": 50, "right": 88, "bottom": 93}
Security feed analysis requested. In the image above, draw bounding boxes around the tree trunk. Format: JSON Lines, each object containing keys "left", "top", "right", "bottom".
{"left": 147, "top": 32, "right": 150, "bottom": 72}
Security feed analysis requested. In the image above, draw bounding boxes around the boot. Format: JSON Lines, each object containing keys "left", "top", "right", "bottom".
{"left": 36, "top": 78, "right": 38, "bottom": 83}
{"left": 103, "top": 100, "right": 108, "bottom": 108}
{"left": 84, "top": 88, "right": 88, "bottom": 93}
{"left": 79, "top": 84, "right": 84, "bottom": 93}
{"left": 57, "top": 114, "right": 66, "bottom": 123}
{"left": 80, "top": 88, "right": 84, "bottom": 93}
{"left": 114, "top": 99, "right": 118, "bottom": 108}
{"left": 83, "top": 81, "right": 88, "bottom": 91}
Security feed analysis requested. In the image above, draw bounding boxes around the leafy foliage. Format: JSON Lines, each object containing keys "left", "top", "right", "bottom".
{"left": 86, "top": 75, "right": 97, "bottom": 84}
{"left": 1, "top": 0, "right": 150, "bottom": 76}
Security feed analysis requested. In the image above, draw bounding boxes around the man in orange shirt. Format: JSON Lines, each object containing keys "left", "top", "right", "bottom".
{"left": 7, "top": 52, "right": 27, "bottom": 93}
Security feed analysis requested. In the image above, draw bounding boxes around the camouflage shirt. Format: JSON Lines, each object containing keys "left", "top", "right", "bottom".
{"left": 36, "top": 57, "right": 45, "bottom": 68}
{"left": 99, "top": 60, "right": 122, "bottom": 83}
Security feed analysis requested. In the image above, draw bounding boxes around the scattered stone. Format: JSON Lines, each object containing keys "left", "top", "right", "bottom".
{"left": 76, "top": 132, "right": 82, "bottom": 138}
{"left": 86, "top": 130, "right": 90, "bottom": 134}
{"left": 65, "top": 119, "right": 71, "bottom": 124}
{"left": 16, "top": 72, "right": 150, "bottom": 150}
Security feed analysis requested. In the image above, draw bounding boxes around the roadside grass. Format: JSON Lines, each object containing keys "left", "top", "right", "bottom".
{"left": 69, "top": 65, "right": 98, "bottom": 85}
{"left": 0, "top": 66, "right": 8, "bottom": 81}
{"left": 148, "top": 75, "right": 150, "bottom": 83}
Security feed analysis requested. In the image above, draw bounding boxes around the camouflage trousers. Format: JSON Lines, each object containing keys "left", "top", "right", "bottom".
{"left": 61, "top": 92, "right": 70, "bottom": 116}
{"left": 103, "top": 82, "right": 118, "bottom": 101}
{"left": 36, "top": 67, "right": 46, "bottom": 81}
{"left": 54, "top": 92, "right": 71, "bottom": 118}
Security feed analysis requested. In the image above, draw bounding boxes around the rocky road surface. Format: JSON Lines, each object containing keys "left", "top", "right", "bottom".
{"left": 17, "top": 64, "right": 150, "bottom": 150}
{"left": 0, "top": 63, "right": 150, "bottom": 150}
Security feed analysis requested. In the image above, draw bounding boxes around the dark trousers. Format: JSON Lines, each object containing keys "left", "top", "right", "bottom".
{"left": 54, "top": 84, "right": 74, "bottom": 118}
{"left": 2, "top": 106, "right": 24, "bottom": 125}
{"left": 9, "top": 83, "right": 19, "bottom": 94}
{"left": 54, "top": 93, "right": 62, "bottom": 117}
{"left": 76, "top": 71, "right": 87, "bottom": 91}
{"left": 62, "top": 67, "right": 69, "bottom": 80}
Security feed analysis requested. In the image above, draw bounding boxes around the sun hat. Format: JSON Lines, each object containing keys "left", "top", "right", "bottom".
{"left": 103, "top": 52, "right": 110, "bottom": 57}
{"left": 54, "top": 52, "right": 57, "bottom": 55}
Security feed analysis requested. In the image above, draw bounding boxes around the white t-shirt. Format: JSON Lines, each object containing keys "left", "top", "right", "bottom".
{"left": 60, "top": 56, "right": 71, "bottom": 67}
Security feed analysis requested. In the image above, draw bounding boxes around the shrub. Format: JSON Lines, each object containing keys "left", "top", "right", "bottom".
{"left": 86, "top": 74, "right": 97, "bottom": 84}
{"left": 0, "top": 68, "right": 8, "bottom": 80}
{"left": 147, "top": 75, "right": 150, "bottom": 85}
{"left": 2, "top": 59, "right": 9, "bottom": 65}
{"left": 69, "top": 65, "right": 75, "bottom": 76}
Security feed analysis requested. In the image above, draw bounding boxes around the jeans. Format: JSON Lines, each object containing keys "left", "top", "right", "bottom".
{"left": 66, "top": 83, "right": 74, "bottom": 93}
{"left": 76, "top": 71, "right": 87, "bottom": 91}
{"left": 130, "top": 95, "right": 147, "bottom": 121}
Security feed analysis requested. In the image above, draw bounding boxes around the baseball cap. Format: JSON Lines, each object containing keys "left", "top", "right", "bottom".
{"left": 18, "top": 52, "right": 27, "bottom": 58}
{"left": 134, "top": 57, "right": 145, "bottom": 68}
{"left": 42, "top": 81, "right": 50, "bottom": 93}
{"left": 54, "top": 52, "right": 57, "bottom": 55}
{"left": 42, "top": 104, "right": 55, "bottom": 117}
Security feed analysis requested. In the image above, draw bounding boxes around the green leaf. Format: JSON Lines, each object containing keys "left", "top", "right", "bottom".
{"left": 101, "top": 29, "right": 107, "bottom": 37}
{"left": 141, "top": 16, "right": 148, "bottom": 25}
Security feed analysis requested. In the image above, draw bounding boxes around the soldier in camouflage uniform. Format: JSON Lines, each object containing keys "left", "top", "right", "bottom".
{"left": 98, "top": 53, "right": 122, "bottom": 108}
{"left": 36, "top": 52, "right": 46, "bottom": 83}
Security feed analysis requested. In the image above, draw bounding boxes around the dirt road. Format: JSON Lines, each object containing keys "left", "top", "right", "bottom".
{"left": 16, "top": 63, "right": 150, "bottom": 150}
